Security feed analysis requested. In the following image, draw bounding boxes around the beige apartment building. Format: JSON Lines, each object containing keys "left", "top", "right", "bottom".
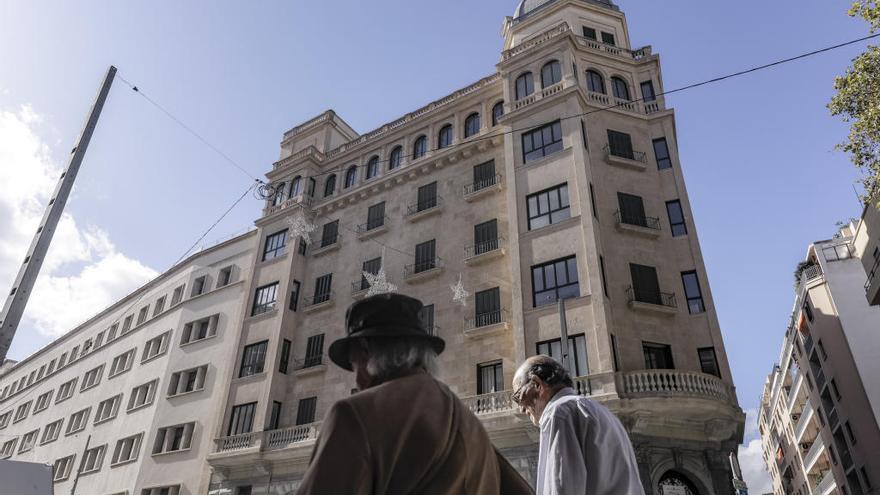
{"left": 759, "top": 226, "right": 880, "bottom": 495}
{"left": 0, "top": 1, "right": 745, "bottom": 494}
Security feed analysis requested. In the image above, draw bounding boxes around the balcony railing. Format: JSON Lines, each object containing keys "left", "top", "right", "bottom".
{"left": 351, "top": 279, "right": 370, "bottom": 294}
{"left": 603, "top": 144, "right": 647, "bottom": 163}
{"left": 803, "top": 436, "right": 826, "bottom": 473}
{"left": 318, "top": 233, "right": 340, "bottom": 249}
{"left": 794, "top": 406, "right": 815, "bottom": 442}
{"left": 814, "top": 469, "right": 836, "bottom": 495}
{"left": 461, "top": 390, "right": 514, "bottom": 415}
{"left": 463, "top": 174, "right": 502, "bottom": 196}
{"left": 303, "top": 291, "right": 333, "bottom": 307}
{"left": 464, "top": 237, "right": 505, "bottom": 258}
{"left": 404, "top": 257, "right": 443, "bottom": 277}
{"left": 357, "top": 216, "right": 388, "bottom": 235}
{"left": 626, "top": 287, "right": 677, "bottom": 308}
{"left": 464, "top": 309, "right": 509, "bottom": 330}
{"left": 264, "top": 422, "right": 321, "bottom": 450}
{"left": 616, "top": 369, "right": 734, "bottom": 402}
{"left": 294, "top": 355, "right": 323, "bottom": 370}
{"left": 214, "top": 431, "right": 260, "bottom": 453}
{"left": 406, "top": 196, "right": 442, "bottom": 216}
{"left": 615, "top": 211, "right": 661, "bottom": 230}
{"left": 263, "top": 194, "right": 313, "bottom": 217}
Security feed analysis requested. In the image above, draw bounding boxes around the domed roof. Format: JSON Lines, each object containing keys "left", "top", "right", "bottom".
{"left": 514, "top": 0, "right": 617, "bottom": 19}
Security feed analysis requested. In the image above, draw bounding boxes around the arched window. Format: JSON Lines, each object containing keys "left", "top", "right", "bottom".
{"left": 307, "top": 177, "right": 316, "bottom": 197}
{"left": 389, "top": 146, "right": 403, "bottom": 169}
{"left": 492, "top": 101, "right": 504, "bottom": 127}
{"left": 586, "top": 70, "right": 605, "bottom": 94}
{"left": 658, "top": 471, "right": 700, "bottom": 495}
{"left": 289, "top": 176, "right": 302, "bottom": 197}
{"left": 366, "top": 156, "right": 379, "bottom": 179}
{"left": 323, "top": 175, "right": 336, "bottom": 197}
{"left": 438, "top": 125, "right": 453, "bottom": 149}
{"left": 515, "top": 72, "right": 534, "bottom": 100}
{"left": 611, "top": 77, "right": 630, "bottom": 100}
{"left": 272, "top": 182, "right": 286, "bottom": 206}
{"left": 541, "top": 60, "right": 562, "bottom": 88}
{"left": 465, "top": 113, "right": 481, "bottom": 138}
{"left": 413, "top": 135, "right": 427, "bottom": 159}
{"left": 344, "top": 166, "right": 358, "bottom": 188}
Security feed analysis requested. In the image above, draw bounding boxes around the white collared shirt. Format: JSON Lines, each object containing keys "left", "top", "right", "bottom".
{"left": 536, "top": 387, "right": 645, "bottom": 495}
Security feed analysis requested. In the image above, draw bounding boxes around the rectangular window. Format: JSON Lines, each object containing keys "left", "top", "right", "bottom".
{"left": 18, "top": 429, "right": 38, "bottom": 453}
{"left": 153, "top": 296, "right": 166, "bottom": 316}
{"left": 617, "top": 192, "right": 649, "bottom": 227}
{"left": 419, "top": 304, "right": 436, "bottom": 335}
{"left": 279, "top": 339, "right": 292, "bottom": 374}
{"left": 141, "top": 486, "right": 181, "bottom": 495}
{"left": 269, "top": 401, "right": 282, "bottom": 430}
{"left": 1, "top": 439, "right": 16, "bottom": 459}
{"left": 601, "top": 31, "right": 615, "bottom": 45}
{"left": 522, "top": 121, "right": 563, "bottom": 163}
{"left": 34, "top": 390, "right": 53, "bottom": 413}
{"left": 167, "top": 365, "right": 207, "bottom": 397}
{"left": 477, "top": 361, "right": 503, "bottom": 394}
{"left": 818, "top": 339, "right": 828, "bottom": 360}
{"left": 121, "top": 315, "right": 133, "bottom": 334}
{"left": 240, "top": 341, "right": 268, "bottom": 377}
{"left": 296, "top": 397, "right": 317, "bottom": 425}
{"left": 263, "top": 229, "right": 288, "bottom": 261}
{"left": 109, "top": 348, "right": 136, "bottom": 377}
{"left": 313, "top": 274, "right": 333, "bottom": 303}
{"left": 473, "top": 219, "right": 499, "bottom": 255}
{"left": 304, "top": 334, "right": 325, "bottom": 368}
{"left": 845, "top": 421, "right": 857, "bottom": 445}
{"left": 142, "top": 331, "right": 171, "bottom": 362}
{"left": 40, "top": 419, "right": 63, "bottom": 445}
{"left": 640, "top": 80, "right": 656, "bottom": 102}
{"left": 289, "top": 280, "right": 301, "bottom": 311}
{"left": 803, "top": 298, "right": 814, "bottom": 322}
{"left": 666, "top": 200, "right": 687, "bottom": 236}
{"left": 682, "top": 271, "right": 705, "bottom": 314}
{"left": 81, "top": 364, "right": 104, "bottom": 391}
{"left": 252, "top": 282, "right": 279, "bottom": 316}
{"left": 53, "top": 455, "right": 75, "bottom": 481}
{"left": 611, "top": 334, "right": 620, "bottom": 371}
{"left": 94, "top": 394, "right": 122, "bottom": 424}
{"left": 298, "top": 237, "right": 307, "bottom": 255}
{"left": 630, "top": 263, "right": 662, "bottom": 305}
{"left": 321, "top": 220, "right": 339, "bottom": 247}
{"left": 417, "top": 182, "right": 438, "bottom": 211}
{"left": 56, "top": 378, "right": 77, "bottom": 403}
{"left": 0, "top": 412, "right": 9, "bottom": 429}
{"left": 171, "top": 285, "right": 185, "bottom": 306}
{"left": 653, "top": 137, "right": 672, "bottom": 170}
{"left": 589, "top": 183, "right": 598, "bottom": 219}
{"left": 414, "top": 240, "right": 437, "bottom": 273}
{"left": 181, "top": 314, "right": 219, "bottom": 345}
{"left": 532, "top": 256, "right": 580, "bottom": 307}
{"left": 191, "top": 276, "right": 207, "bottom": 297}
{"left": 13, "top": 401, "right": 31, "bottom": 423}
{"left": 360, "top": 257, "right": 382, "bottom": 291}
{"left": 66, "top": 407, "right": 91, "bottom": 435}
{"left": 599, "top": 255, "right": 609, "bottom": 298}
{"left": 472, "top": 160, "right": 497, "bottom": 192}
{"left": 582, "top": 26, "right": 597, "bottom": 40}
{"left": 607, "top": 130, "right": 634, "bottom": 159}
{"left": 137, "top": 305, "right": 149, "bottom": 325}
{"left": 526, "top": 183, "right": 570, "bottom": 230}
{"left": 643, "top": 342, "right": 674, "bottom": 369}
{"left": 581, "top": 119, "right": 588, "bottom": 149}
{"left": 474, "top": 287, "right": 502, "bottom": 327}
{"left": 152, "top": 423, "right": 194, "bottom": 455}
{"left": 366, "top": 202, "right": 386, "bottom": 230}
{"left": 228, "top": 402, "right": 257, "bottom": 436}
{"left": 217, "top": 266, "right": 233, "bottom": 287}
{"left": 698, "top": 347, "right": 721, "bottom": 378}
{"left": 536, "top": 334, "right": 589, "bottom": 377}
{"left": 111, "top": 433, "right": 143, "bottom": 466}
{"left": 127, "top": 379, "right": 158, "bottom": 411}
{"left": 80, "top": 444, "right": 106, "bottom": 474}
{"left": 830, "top": 379, "right": 842, "bottom": 401}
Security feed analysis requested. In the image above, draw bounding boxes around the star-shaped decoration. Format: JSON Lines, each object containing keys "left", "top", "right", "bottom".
{"left": 286, "top": 213, "right": 317, "bottom": 245}
{"left": 364, "top": 267, "right": 397, "bottom": 297}
{"left": 450, "top": 273, "right": 469, "bottom": 307}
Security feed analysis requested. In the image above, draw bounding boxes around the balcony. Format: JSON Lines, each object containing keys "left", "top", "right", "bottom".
{"left": 405, "top": 196, "right": 444, "bottom": 222}
{"left": 603, "top": 144, "right": 647, "bottom": 171}
{"left": 616, "top": 369, "right": 735, "bottom": 403}
{"left": 214, "top": 431, "right": 261, "bottom": 454}
{"left": 404, "top": 258, "right": 444, "bottom": 282}
{"left": 302, "top": 291, "right": 334, "bottom": 313}
{"left": 263, "top": 423, "right": 321, "bottom": 450}
{"left": 464, "top": 309, "right": 510, "bottom": 337}
{"left": 356, "top": 217, "right": 389, "bottom": 239}
{"left": 293, "top": 356, "right": 325, "bottom": 377}
{"left": 464, "top": 237, "right": 506, "bottom": 265}
{"left": 626, "top": 287, "right": 678, "bottom": 315}
{"left": 614, "top": 211, "right": 661, "bottom": 238}
{"left": 263, "top": 194, "right": 313, "bottom": 217}
{"left": 794, "top": 406, "right": 816, "bottom": 443}
{"left": 585, "top": 91, "right": 665, "bottom": 116}
{"left": 211, "top": 422, "right": 322, "bottom": 460}
{"left": 803, "top": 436, "right": 826, "bottom": 474}
{"left": 463, "top": 174, "right": 503, "bottom": 202}
{"left": 351, "top": 279, "right": 370, "bottom": 298}
{"left": 310, "top": 234, "right": 341, "bottom": 257}
{"left": 814, "top": 470, "right": 837, "bottom": 495}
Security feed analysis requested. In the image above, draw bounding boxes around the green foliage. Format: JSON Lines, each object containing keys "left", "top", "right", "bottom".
{"left": 829, "top": 2, "right": 880, "bottom": 204}
{"left": 794, "top": 260, "right": 816, "bottom": 287}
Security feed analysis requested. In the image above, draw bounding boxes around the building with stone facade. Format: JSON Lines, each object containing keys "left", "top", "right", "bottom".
{"left": 758, "top": 225, "right": 880, "bottom": 495}
{"left": 0, "top": 0, "right": 745, "bottom": 494}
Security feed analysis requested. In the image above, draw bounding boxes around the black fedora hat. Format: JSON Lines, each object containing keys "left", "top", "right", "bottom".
{"left": 328, "top": 293, "right": 446, "bottom": 371}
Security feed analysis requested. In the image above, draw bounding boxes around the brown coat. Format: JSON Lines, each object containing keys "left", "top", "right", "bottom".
{"left": 297, "top": 372, "right": 534, "bottom": 495}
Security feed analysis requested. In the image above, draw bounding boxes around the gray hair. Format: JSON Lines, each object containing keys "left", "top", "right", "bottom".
{"left": 363, "top": 337, "right": 438, "bottom": 381}
{"left": 514, "top": 355, "right": 573, "bottom": 390}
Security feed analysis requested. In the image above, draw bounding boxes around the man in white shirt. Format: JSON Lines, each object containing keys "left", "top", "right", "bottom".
{"left": 512, "top": 355, "right": 645, "bottom": 495}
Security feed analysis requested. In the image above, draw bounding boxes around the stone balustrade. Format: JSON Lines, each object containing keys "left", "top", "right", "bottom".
{"left": 616, "top": 369, "right": 734, "bottom": 402}
{"left": 214, "top": 431, "right": 260, "bottom": 453}
{"left": 264, "top": 422, "right": 322, "bottom": 450}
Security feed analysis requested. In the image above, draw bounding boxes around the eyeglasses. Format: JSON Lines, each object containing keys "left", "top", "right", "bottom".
{"left": 511, "top": 381, "right": 532, "bottom": 406}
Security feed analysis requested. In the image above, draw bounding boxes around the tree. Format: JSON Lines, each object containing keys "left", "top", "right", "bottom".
{"left": 829, "top": 1, "right": 880, "bottom": 203}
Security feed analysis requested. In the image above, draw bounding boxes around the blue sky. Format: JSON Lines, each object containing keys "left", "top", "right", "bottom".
{"left": 0, "top": 0, "right": 870, "bottom": 489}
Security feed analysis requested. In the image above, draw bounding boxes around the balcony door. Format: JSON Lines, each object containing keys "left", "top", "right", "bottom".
{"left": 475, "top": 288, "right": 501, "bottom": 326}
{"left": 473, "top": 160, "right": 496, "bottom": 190}
{"left": 474, "top": 219, "right": 498, "bottom": 255}
{"left": 630, "top": 263, "right": 661, "bottom": 305}
{"left": 617, "top": 192, "right": 647, "bottom": 227}
{"left": 361, "top": 257, "right": 382, "bottom": 290}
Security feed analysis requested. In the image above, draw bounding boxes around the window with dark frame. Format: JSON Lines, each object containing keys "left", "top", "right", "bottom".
{"left": 304, "top": 334, "right": 324, "bottom": 368}
{"left": 474, "top": 219, "right": 499, "bottom": 255}
{"left": 611, "top": 77, "right": 629, "bottom": 100}
{"left": 262, "top": 230, "right": 288, "bottom": 261}
{"left": 389, "top": 146, "right": 403, "bottom": 169}
{"left": 526, "top": 183, "right": 570, "bottom": 230}
{"left": 419, "top": 304, "right": 436, "bottom": 335}
{"left": 360, "top": 257, "right": 382, "bottom": 291}
{"left": 413, "top": 136, "right": 427, "bottom": 159}
{"left": 611, "top": 334, "right": 620, "bottom": 371}
{"left": 643, "top": 342, "right": 674, "bottom": 369}
{"left": 681, "top": 271, "right": 705, "bottom": 314}
{"left": 472, "top": 160, "right": 496, "bottom": 191}
{"left": 474, "top": 287, "right": 502, "bottom": 327}
{"left": 228, "top": 402, "right": 256, "bottom": 436}
{"left": 313, "top": 274, "right": 332, "bottom": 304}
{"left": 640, "top": 80, "right": 656, "bottom": 102}
{"left": 366, "top": 156, "right": 379, "bottom": 179}
{"left": 653, "top": 138, "right": 672, "bottom": 169}
{"left": 541, "top": 60, "right": 562, "bottom": 88}
{"left": 630, "top": 264, "right": 662, "bottom": 305}
{"left": 417, "top": 182, "right": 438, "bottom": 211}
{"left": 698, "top": 347, "right": 721, "bottom": 377}
{"left": 239, "top": 341, "right": 268, "bottom": 377}
{"left": 297, "top": 238, "right": 307, "bottom": 255}
{"left": 666, "top": 200, "right": 687, "bottom": 236}
{"left": 590, "top": 183, "right": 598, "bottom": 219}
{"left": 532, "top": 256, "right": 580, "bottom": 307}
{"left": 465, "top": 113, "right": 481, "bottom": 138}
{"left": 515, "top": 72, "right": 534, "bottom": 100}
{"left": 582, "top": 26, "right": 597, "bottom": 40}
{"left": 296, "top": 397, "right": 317, "bottom": 425}
{"left": 477, "top": 361, "right": 503, "bottom": 395}
{"left": 803, "top": 298, "right": 814, "bottom": 322}
{"left": 323, "top": 175, "right": 336, "bottom": 197}
{"left": 289, "top": 280, "right": 300, "bottom": 311}
{"left": 414, "top": 240, "right": 437, "bottom": 273}
{"left": 251, "top": 282, "right": 279, "bottom": 316}
{"left": 536, "top": 334, "right": 589, "bottom": 377}
{"left": 268, "top": 401, "right": 282, "bottom": 431}
{"left": 366, "top": 202, "right": 386, "bottom": 230}
{"left": 522, "top": 121, "right": 563, "bottom": 162}
{"left": 607, "top": 130, "right": 634, "bottom": 159}
{"left": 492, "top": 102, "right": 504, "bottom": 127}
{"left": 344, "top": 166, "right": 358, "bottom": 188}
{"left": 321, "top": 220, "right": 339, "bottom": 247}
{"left": 617, "top": 192, "right": 648, "bottom": 227}
{"left": 586, "top": 70, "right": 605, "bottom": 94}
{"left": 438, "top": 125, "right": 453, "bottom": 149}
{"left": 601, "top": 31, "right": 616, "bottom": 45}
{"left": 600, "top": 255, "right": 609, "bottom": 298}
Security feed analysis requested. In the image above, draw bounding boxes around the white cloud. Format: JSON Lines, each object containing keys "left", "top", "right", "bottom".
{"left": 737, "top": 407, "right": 774, "bottom": 494}
{"left": 0, "top": 104, "right": 157, "bottom": 339}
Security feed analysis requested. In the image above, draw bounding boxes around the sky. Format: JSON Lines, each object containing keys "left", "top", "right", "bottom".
{"left": 0, "top": 0, "right": 872, "bottom": 491}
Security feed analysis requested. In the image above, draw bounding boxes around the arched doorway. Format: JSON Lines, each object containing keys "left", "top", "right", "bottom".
{"left": 658, "top": 470, "right": 701, "bottom": 495}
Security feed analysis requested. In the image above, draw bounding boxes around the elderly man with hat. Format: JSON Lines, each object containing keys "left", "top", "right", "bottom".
{"left": 297, "top": 293, "right": 533, "bottom": 494}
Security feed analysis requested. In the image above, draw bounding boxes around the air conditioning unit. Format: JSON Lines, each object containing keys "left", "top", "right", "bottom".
{"left": 791, "top": 413, "right": 801, "bottom": 421}
{"left": 801, "top": 443, "right": 811, "bottom": 452}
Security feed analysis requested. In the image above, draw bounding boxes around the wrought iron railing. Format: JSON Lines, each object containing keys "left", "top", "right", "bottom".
{"left": 294, "top": 355, "right": 323, "bottom": 370}
{"left": 351, "top": 279, "right": 370, "bottom": 294}
{"left": 406, "top": 196, "right": 442, "bottom": 216}
{"left": 625, "top": 287, "right": 677, "bottom": 308}
{"left": 603, "top": 144, "right": 647, "bottom": 163}
{"left": 464, "top": 309, "right": 508, "bottom": 330}
{"left": 357, "top": 216, "right": 388, "bottom": 234}
{"left": 404, "top": 257, "right": 443, "bottom": 277}
{"left": 615, "top": 211, "right": 661, "bottom": 230}
{"left": 465, "top": 237, "right": 505, "bottom": 258}
{"left": 318, "top": 232, "right": 340, "bottom": 249}
{"left": 303, "top": 291, "right": 333, "bottom": 307}
{"left": 463, "top": 174, "right": 502, "bottom": 195}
